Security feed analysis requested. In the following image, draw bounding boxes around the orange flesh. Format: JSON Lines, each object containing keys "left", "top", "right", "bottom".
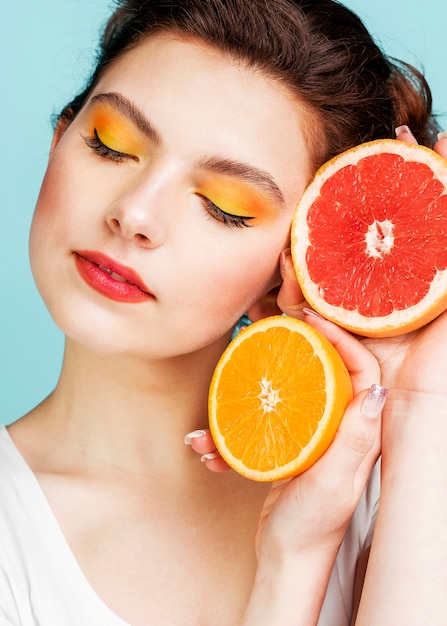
{"left": 214, "top": 327, "right": 327, "bottom": 471}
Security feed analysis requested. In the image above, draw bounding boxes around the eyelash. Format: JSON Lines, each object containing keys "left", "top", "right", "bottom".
{"left": 82, "top": 129, "right": 137, "bottom": 163}
{"left": 198, "top": 195, "right": 253, "bottom": 228}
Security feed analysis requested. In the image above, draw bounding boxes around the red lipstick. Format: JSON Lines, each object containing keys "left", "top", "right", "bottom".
{"left": 74, "top": 250, "right": 153, "bottom": 303}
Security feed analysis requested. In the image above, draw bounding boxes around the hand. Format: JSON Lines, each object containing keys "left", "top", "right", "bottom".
{"left": 252, "top": 315, "right": 382, "bottom": 560}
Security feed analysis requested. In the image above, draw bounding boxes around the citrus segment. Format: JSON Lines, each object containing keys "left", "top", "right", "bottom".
{"left": 292, "top": 139, "right": 447, "bottom": 337}
{"left": 208, "top": 316, "right": 352, "bottom": 482}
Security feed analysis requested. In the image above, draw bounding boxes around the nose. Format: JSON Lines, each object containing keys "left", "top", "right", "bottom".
{"left": 105, "top": 174, "right": 169, "bottom": 248}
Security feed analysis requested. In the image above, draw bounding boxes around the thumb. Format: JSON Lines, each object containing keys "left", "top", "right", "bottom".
{"left": 308, "top": 385, "right": 385, "bottom": 502}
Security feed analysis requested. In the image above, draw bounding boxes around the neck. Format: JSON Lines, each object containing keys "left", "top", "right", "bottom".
{"left": 21, "top": 335, "right": 230, "bottom": 477}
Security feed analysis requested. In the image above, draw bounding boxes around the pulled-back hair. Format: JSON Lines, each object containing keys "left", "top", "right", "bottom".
{"left": 59, "top": 0, "right": 438, "bottom": 170}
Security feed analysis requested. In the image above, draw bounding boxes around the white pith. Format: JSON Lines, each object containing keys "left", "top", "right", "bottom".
{"left": 365, "top": 219, "right": 394, "bottom": 258}
{"left": 258, "top": 377, "right": 281, "bottom": 413}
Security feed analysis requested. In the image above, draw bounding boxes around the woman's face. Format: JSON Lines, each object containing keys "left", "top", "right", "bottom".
{"left": 30, "top": 34, "right": 312, "bottom": 359}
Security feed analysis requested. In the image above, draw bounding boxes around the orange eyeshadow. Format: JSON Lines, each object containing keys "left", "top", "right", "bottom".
{"left": 196, "top": 179, "right": 276, "bottom": 219}
{"left": 89, "top": 106, "right": 145, "bottom": 157}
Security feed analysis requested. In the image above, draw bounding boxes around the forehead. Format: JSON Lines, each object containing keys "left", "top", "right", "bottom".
{"left": 89, "top": 33, "right": 313, "bottom": 207}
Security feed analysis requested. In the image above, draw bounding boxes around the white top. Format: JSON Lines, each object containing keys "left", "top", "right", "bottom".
{"left": 0, "top": 425, "right": 380, "bottom": 625}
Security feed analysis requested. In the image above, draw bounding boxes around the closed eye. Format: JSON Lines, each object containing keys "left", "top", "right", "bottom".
{"left": 81, "top": 129, "right": 138, "bottom": 163}
{"left": 198, "top": 195, "right": 254, "bottom": 228}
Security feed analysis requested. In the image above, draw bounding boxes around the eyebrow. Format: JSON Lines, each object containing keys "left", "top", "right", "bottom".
{"left": 89, "top": 91, "right": 286, "bottom": 208}
{"left": 196, "top": 157, "right": 286, "bottom": 208}
{"left": 90, "top": 92, "right": 161, "bottom": 145}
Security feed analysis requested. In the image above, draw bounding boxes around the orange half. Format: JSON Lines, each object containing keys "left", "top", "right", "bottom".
{"left": 208, "top": 316, "right": 352, "bottom": 482}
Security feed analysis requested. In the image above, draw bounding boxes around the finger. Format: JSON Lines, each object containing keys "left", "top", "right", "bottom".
{"left": 184, "top": 429, "right": 215, "bottom": 453}
{"left": 277, "top": 248, "right": 306, "bottom": 319}
{"left": 184, "top": 429, "right": 232, "bottom": 472}
{"left": 395, "top": 125, "right": 418, "bottom": 144}
{"left": 200, "top": 452, "right": 232, "bottom": 472}
{"left": 303, "top": 309, "right": 380, "bottom": 393}
{"left": 305, "top": 384, "right": 385, "bottom": 501}
{"left": 433, "top": 131, "right": 447, "bottom": 160}
{"left": 394, "top": 125, "right": 447, "bottom": 163}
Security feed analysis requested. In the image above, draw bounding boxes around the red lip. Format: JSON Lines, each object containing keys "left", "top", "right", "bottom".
{"left": 74, "top": 250, "right": 154, "bottom": 303}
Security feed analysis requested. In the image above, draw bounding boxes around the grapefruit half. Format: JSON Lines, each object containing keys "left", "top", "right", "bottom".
{"left": 291, "top": 139, "right": 447, "bottom": 337}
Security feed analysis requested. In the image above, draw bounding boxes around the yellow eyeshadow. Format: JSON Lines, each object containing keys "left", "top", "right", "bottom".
{"left": 90, "top": 107, "right": 145, "bottom": 156}
{"left": 197, "top": 182, "right": 275, "bottom": 218}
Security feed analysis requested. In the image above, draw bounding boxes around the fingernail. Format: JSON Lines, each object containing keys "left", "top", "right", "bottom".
{"left": 303, "top": 307, "right": 324, "bottom": 320}
{"left": 184, "top": 429, "right": 207, "bottom": 445}
{"left": 437, "top": 131, "right": 447, "bottom": 141}
{"left": 395, "top": 124, "right": 412, "bottom": 137}
{"left": 280, "top": 248, "right": 291, "bottom": 279}
{"left": 200, "top": 452, "right": 220, "bottom": 462}
{"left": 361, "top": 384, "right": 388, "bottom": 419}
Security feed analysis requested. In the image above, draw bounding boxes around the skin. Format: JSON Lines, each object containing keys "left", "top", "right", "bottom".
{"left": 9, "top": 33, "right": 384, "bottom": 625}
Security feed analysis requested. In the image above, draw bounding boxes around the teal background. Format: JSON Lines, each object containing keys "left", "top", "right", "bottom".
{"left": 1, "top": 1, "right": 446, "bottom": 425}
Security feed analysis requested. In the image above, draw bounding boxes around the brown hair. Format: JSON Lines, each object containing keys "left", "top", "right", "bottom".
{"left": 58, "top": 0, "right": 438, "bottom": 171}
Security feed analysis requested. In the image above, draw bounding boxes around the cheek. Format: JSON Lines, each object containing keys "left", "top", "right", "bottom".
{"left": 235, "top": 229, "right": 291, "bottom": 302}
{"left": 29, "top": 155, "right": 79, "bottom": 290}
{"left": 30, "top": 146, "right": 88, "bottom": 255}
{"left": 29, "top": 174, "right": 56, "bottom": 267}
{"left": 191, "top": 228, "right": 289, "bottom": 316}
{"left": 29, "top": 167, "right": 62, "bottom": 256}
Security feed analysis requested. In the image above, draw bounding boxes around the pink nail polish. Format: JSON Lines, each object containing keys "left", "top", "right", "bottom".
{"left": 303, "top": 307, "right": 324, "bottom": 320}
{"left": 361, "top": 384, "right": 388, "bottom": 419}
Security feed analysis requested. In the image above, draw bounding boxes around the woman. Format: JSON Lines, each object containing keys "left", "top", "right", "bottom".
{"left": 1, "top": 1, "right": 445, "bottom": 624}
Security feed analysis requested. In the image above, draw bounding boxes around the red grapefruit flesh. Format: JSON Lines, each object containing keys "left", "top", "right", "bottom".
{"left": 292, "top": 139, "right": 447, "bottom": 337}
